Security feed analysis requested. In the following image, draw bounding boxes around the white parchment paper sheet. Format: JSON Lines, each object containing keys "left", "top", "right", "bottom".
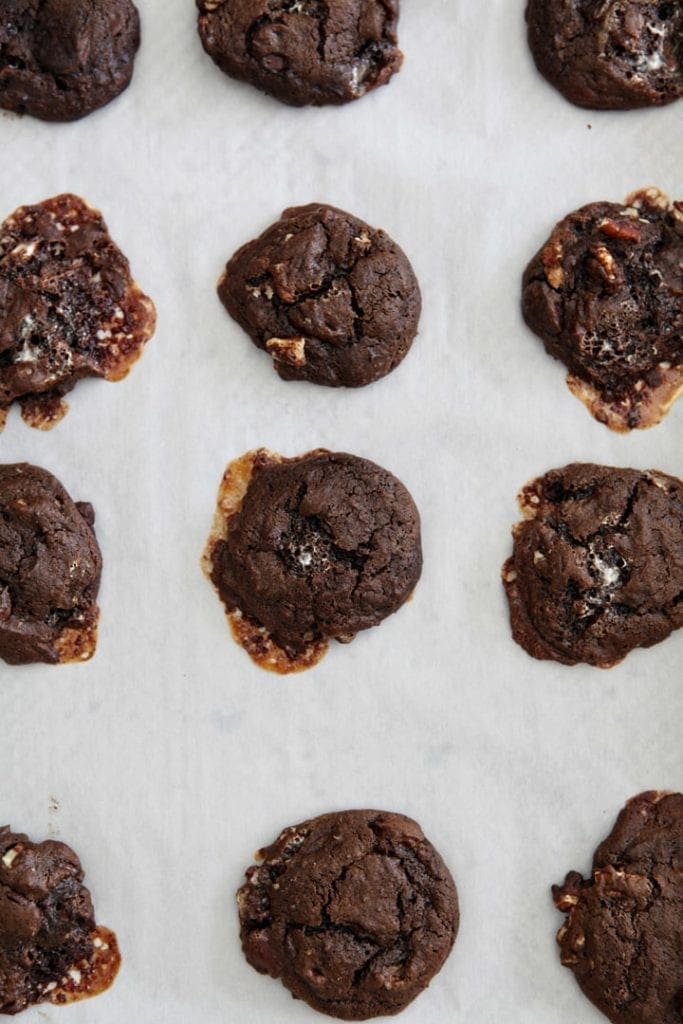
{"left": 0, "top": 1, "right": 681, "bottom": 1021}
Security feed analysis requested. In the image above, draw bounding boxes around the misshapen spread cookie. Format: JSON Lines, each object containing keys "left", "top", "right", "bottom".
{"left": 0, "top": 825, "right": 120, "bottom": 1014}
{"left": 553, "top": 791, "right": 683, "bottom": 1024}
{"left": 0, "top": 0, "right": 140, "bottom": 122}
{"left": 502, "top": 464, "right": 683, "bottom": 668}
{"left": 218, "top": 204, "right": 420, "bottom": 388}
{"left": 0, "top": 464, "right": 102, "bottom": 666}
{"left": 197, "top": 0, "right": 403, "bottom": 107}
{"left": 522, "top": 189, "right": 683, "bottom": 431}
{"left": 237, "top": 810, "right": 459, "bottom": 1020}
{"left": 526, "top": 0, "right": 683, "bottom": 110}
{"left": 0, "top": 194, "right": 156, "bottom": 431}
{"left": 203, "top": 449, "right": 422, "bottom": 672}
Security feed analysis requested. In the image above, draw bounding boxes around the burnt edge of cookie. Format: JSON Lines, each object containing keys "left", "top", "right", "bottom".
{"left": 201, "top": 449, "right": 331, "bottom": 673}
{"left": 0, "top": 193, "right": 157, "bottom": 432}
{"left": 0, "top": 826, "right": 120, "bottom": 1014}
{"left": 522, "top": 187, "right": 683, "bottom": 431}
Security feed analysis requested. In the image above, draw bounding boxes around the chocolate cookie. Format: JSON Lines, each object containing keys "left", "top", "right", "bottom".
{"left": 0, "top": 463, "right": 102, "bottom": 666}
{"left": 237, "top": 810, "right": 458, "bottom": 1020}
{"left": 502, "top": 463, "right": 683, "bottom": 668}
{"left": 0, "top": 193, "right": 156, "bottom": 431}
{"left": 0, "top": 0, "right": 141, "bottom": 122}
{"left": 196, "top": 0, "right": 402, "bottom": 107}
{"left": 526, "top": 0, "right": 683, "bottom": 110}
{"left": 203, "top": 449, "right": 422, "bottom": 672}
{"left": 553, "top": 791, "right": 683, "bottom": 1024}
{"left": 218, "top": 204, "right": 420, "bottom": 388}
{"left": 522, "top": 188, "right": 683, "bottom": 431}
{"left": 0, "top": 825, "right": 120, "bottom": 1014}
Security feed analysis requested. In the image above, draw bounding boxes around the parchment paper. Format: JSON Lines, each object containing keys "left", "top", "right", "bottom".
{"left": 1, "top": 1, "right": 681, "bottom": 1021}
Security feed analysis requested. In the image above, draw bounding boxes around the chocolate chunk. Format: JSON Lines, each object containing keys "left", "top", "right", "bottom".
{"left": 0, "top": 0, "right": 140, "bottom": 122}
{"left": 502, "top": 463, "right": 683, "bottom": 668}
{"left": 522, "top": 188, "right": 683, "bottom": 431}
{"left": 553, "top": 791, "right": 683, "bottom": 1024}
{"left": 0, "top": 464, "right": 102, "bottom": 666}
{"left": 0, "top": 194, "right": 156, "bottom": 431}
{"left": 218, "top": 204, "right": 420, "bottom": 388}
{"left": 0, "top": 825, "right": 120, "bottom": 1015}
{"left": 237, "top": 809, "right": 458, "bottom": 1020}
{"left": 203, "top": 449, "right": 422, "bottom": 672}
{"left": 197, "top": 0, "right": 402, "bottom": 107}
{"left": 526, "top": 0, "right": 683, "bottom": 110}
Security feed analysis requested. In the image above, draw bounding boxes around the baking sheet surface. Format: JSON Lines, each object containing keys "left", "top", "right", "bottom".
{"left": 1, "top": 1, "right": 681, "bottom": 1021}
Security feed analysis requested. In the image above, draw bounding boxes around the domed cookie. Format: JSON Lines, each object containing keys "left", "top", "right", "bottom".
{"left": 553, "top": 791, "right": 683, "bottom": 1024}
{"left": 237, "top": 809, "right": 459, "bottom": 1019}
{"left": 218, "top": 203, "right": 420, "bottom": 388}
{"left": 0, "top": 825, "right": 120, "bottom": 1014}
{"left": 522, "top": 188, "right": 683, "bottom": 431}
{"left": 526, "top": 0, "right": 683, "bottom": 110}
{"left": 0, "top": 0, "right": 141, "bottom": 122}
{"left": 197, "top": 0, "right": 403, "bottom": 107}
{"left": 0, "top": 463, "right": 102, "bottom": 666}
{"left": 502, "top": 463, "right": 683, "bottom": 668}
{"left": 0, "top": 193, "right": 156, "bottom": 431}
{"left": 202, "top": 449, "right": 422, "bottom": 672}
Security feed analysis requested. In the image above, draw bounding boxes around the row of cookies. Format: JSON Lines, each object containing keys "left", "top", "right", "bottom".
{"left": 1, "top": 2, "right": 681, "bottom": 121}
{"left": 1, "top": 189, "right": 681, "bottom": 432}
{"left": 2, "top": 454, "right": 681, "bottom": 672}
{"left": 2, "top": 793, "right": 681, "bottom": 1021}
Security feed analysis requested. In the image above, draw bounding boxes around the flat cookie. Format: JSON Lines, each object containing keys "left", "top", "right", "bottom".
{"left": 197, "top": 0, "right": 402, "bottom": 107}
{"left": 522, "top": 188, "right": 683, "bottom": 431}
{"left": 502, "top": 463, "right": 683, "bottom": 668}
{"left": 0, "top": 825, "right": 120, "bottom": 1014}
{"left": 237, "top": 810, "right": 458, "bottom": 1020}
{"left": 553, "top": 791, "right": 683, "bottom": 1024}
{"left": 0, "top": 0, "right": 140, "bottom": 122}
{"left": 526, "top": 0, "right": 683, "bottom": 110}
{"left": 203, "top": 449, "right": 422, "bottom": 672}
{"left": 218, "top": 204, "right": 420, "bottom": 388}
{"left": 0, "top": 463, "right": 102, "bottom": 666}
{"left": 0, "top": 193, "right": 156, "bottom": 431}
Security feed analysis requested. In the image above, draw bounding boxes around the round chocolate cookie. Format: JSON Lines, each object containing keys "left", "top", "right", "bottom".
{"left": 502, "top": 463, "right": 683, "bottom": 668}
{"left": 0, "top": 825, "right": 120, "bottom": 1014}
{"left": 522, "top": 188, "right": 683, "bottom": 431}
{"left": 553, "top": 791, "right": 683, "bottom": 1024}
{"left": 0, "top": 463, "right": 102, "bottom": 666}
{"left": 218, "top": 204, "right": 420, "bottom": 388}
{"left": 0, "top": 0, "right": 141, "bottom": 122}
{"left": 197, "top": 0, "right": 403, "bottom": 107}
{"left": 526, "top": 0, "right": 683, "bottom": 110}
{"left": 0, "top": 193, "right": 156, "bottom": 431}
{"left": 203, "top": 449, "right": 422, "bottom": 672}
{"left": 237, "top": 810, "right": 459, "bottom": 1020}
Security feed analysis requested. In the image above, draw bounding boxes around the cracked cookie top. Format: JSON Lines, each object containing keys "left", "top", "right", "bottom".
{"left": 203, "top": 449, "right": 422, "bottom": 672}
{"left": 502, "top": 463, "right": 683, "bottom": 668}
{"left": 0, "top": 825, "right": 120, "bottom": 1014}
{"left": 197, "top": 0, "right": 403, "bottom": 107}
{"left": 0, "top": 0, "right": 140, "bottom": 122}
{"left": 237, "top": 809, "right": 458, "bottom": 1020}
{"left": 218, "top": 203, "right": 420, "bottom": 388}
{"left": 522, "top": 188, "right": 683, "bottom": 431}
{"left": 0, "top": 463, "right": 102, "bottom": 666}
{"left": 553, "top": 791, "right": 683, "bottom": 1024}
{"left": 526, "top": 0, "right": 683, "bottom": 110}
{"left": 0, "top": 193, "right": 156, "bottom": 431}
